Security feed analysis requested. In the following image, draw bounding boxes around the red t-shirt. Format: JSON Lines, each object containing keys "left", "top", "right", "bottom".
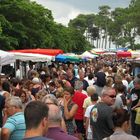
{"left": 72, "top": 91, "right": 87, "bottom": 120}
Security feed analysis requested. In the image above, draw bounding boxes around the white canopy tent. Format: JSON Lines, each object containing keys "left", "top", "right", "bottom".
{"left": 9, "top": 52, "right": 55, "bottom": 79}
{"left": 131, "top": 51, "right": 140, "bottom": 58}
{"left": 102, "top": 52, "right": 116, "bottom": 55}
{"left": 80, "top": 51, "right": 98, "bottom": 59}
{"left": 0, "top": 50, "right": 15, "bottom": 66}
{"left": 10, "top": 52, "right": 55, "bottom": 62}
{"left": 0, "top": 50, "right": 15, "bottom": 74}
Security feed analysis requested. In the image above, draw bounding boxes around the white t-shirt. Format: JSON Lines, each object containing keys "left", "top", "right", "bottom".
{"left": 84, "top": 77, "right": 95, "bottom": 86}
{"left": 84, "top": 104, "right": 95, "bottom": 132}
{"left": 122, "top": 80, "right": 128, "bottom": 91}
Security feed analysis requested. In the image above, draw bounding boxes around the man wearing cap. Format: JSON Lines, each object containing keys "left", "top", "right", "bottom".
{"left": 129, "top": 75, "right": 140, "bottom": 138}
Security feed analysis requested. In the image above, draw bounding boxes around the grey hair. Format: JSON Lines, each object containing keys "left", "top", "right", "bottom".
{"left": 37, "top": 89, "right": 48, "bottom": 95}
{"left": 101, "top": 87, "right": 114, "bottom": 96}
{"left": 42, "top": 94, "right": 58, "bottom": 105}
{"left": 48, "top": 105, "right": 62, "bottom": 123}
{"left": 6, "top": 96, "right": 23, "bottom": 109}
{"left": 74, "top": 80, "right": 83, "bottom": 90}
{"left": 134, "top": 77, "right": 140, "bottom": 84}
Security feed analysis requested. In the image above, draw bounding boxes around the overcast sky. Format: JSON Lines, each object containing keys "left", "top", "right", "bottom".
{"left": 33, "top": 0, "right": 131, "bottom": 26}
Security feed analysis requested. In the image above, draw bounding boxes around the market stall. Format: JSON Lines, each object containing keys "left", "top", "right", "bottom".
{"left": 10, "top": 52, "right": 55, "bottom": 62}
{"left": 10, "top": 48, "right": 64, "bottom": 56}
{"left": 0, "top": 50, "right": 15, "bottom": 66}
{"left": 55, "top": 54, "right": 81, "bottom": 63}
{"left": 116, "top": 51, "right": 131, "bottom": 58}
{"left": 80, "top": 51, "right": 98, "bottom": 59}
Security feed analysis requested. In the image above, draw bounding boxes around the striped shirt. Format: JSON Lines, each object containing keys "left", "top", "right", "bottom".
{"left": 3, "top": 112, "right": 26, "bottom": 140}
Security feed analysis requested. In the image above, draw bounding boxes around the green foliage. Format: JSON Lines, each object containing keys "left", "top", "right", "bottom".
{"left": 129, "top": 0, "right": 140, "bottom": 35}
{"left": 0, "top": 14, "right": 17, "bottom": 50}
{"left": 68, "top": 0, "right": 140, "bottom": 49}
{"left": 68, "top": 14, "right": 87, "bottom": 34}
{"left": 1, "top": 0, "right": 140, "bottom": 52}
{"left": 134, "top": 44, "right": 140, "bottom": 50}
{"left": 0, "top": 0, "right": 90, "bottom": 52}
{"left": 98, "top": 5, "right": 111, "bottom": 16}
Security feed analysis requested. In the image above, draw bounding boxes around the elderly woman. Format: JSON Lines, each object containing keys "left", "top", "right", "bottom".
{"left": 42, "top": 94, "right": 67, "bottom": 132}
{"left": 42, "top": 94, "right": 58, "bottom": 106}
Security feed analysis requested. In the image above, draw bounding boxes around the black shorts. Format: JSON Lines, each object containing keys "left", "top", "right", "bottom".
{"left": 75, "top": 120, "right": 85, "bottom": 134}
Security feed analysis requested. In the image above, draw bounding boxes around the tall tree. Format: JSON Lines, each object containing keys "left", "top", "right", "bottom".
{"left": 0, "top": 0, "right": 91, "bottom": 52}
{"left": 68, "top": 14, "right": 87, "bottom": 34}
{"left": 98, "top": 5, "right": 111, "bottom": 49}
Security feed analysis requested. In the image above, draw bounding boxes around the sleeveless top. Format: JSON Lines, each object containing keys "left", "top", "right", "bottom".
{"left": 61, "top": 101, "right": 76, "bottom": 135}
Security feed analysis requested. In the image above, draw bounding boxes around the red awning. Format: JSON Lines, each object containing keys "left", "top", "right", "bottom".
{"left": 10, "top": 49, "right": 64, "bottom": 56}
{"left": 117, "top": 51, "right": 131, "bottom": 58}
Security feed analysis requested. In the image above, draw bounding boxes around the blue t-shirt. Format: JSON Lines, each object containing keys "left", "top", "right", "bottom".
{"left": 3, "top": 112, "right": 26, "bottom": 140}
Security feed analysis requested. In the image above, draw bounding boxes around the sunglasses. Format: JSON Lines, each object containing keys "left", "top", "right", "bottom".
{"left": 108, "top": 95, "right": 116, "bottom": 98}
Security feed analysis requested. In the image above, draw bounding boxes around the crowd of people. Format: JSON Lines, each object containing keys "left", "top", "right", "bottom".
{"left": 0, "top": 55, "right": 140, "bottom": 140}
